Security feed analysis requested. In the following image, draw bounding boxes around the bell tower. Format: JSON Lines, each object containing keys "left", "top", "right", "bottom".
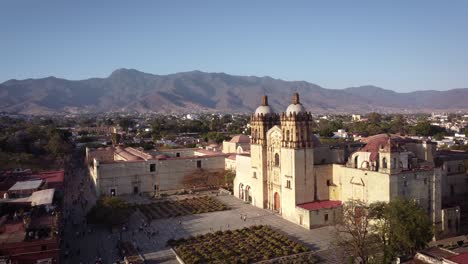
{"left": 250, "top": 95, "right": 279, "bottom": 208}
{"left": 279, "top": 93, "right": 316, "bottom": 220}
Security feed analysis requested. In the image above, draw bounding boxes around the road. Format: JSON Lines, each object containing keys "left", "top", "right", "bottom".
{"left": 61, "top": 150, "right": 120, "bottom": 264}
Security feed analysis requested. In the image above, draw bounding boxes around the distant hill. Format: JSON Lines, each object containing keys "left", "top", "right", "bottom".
{"left": 0, "top": 69, "right": 467, "bottom": 115}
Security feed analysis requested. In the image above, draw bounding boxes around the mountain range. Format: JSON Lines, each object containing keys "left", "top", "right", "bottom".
{"left": 1, "top": 69, "right": 467, "bottom": 115}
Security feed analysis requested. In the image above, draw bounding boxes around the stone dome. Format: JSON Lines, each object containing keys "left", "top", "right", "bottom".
{"left": 286, "top": 103, "right": 305, "bottom": 115}
{"left": 255, "top": 105, "right": 273, "bottom": 115}
{"left": 285, "top": 93, "right": 305, "bottom": 115}
{"left": 254, "top": 95, "right": 274, "bottom": 116}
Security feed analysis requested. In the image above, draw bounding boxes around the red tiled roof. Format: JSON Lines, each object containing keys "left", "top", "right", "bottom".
{"left": 359, "top": 134, "right": 416, "bottom": 161}
{"left": 448, "top": 253, "right": 468, "bottom": 264}
{"left": 4, "top": 222, "right": 24, "bottom": 234}
{"left": 297, "top": 200, "right": 342, "bottom": 210}
{"left": 30, "top": 171, "right": 64, "bottom": 183}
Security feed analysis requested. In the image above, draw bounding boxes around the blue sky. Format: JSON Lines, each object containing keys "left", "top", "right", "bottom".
{"left": 1, "top": 1, "right": 467, "bottom": 92}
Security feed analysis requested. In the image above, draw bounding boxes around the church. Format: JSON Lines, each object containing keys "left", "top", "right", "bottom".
{"left": 234, "top": 93, "right": 465, "bottom": 238}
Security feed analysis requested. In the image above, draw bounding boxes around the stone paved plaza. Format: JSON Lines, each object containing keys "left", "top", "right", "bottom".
{"left": 62, "top": 156, "right": 341, "bottom": 263}
{"left": 126, "top": 194, "right": 340, "bottom": 263}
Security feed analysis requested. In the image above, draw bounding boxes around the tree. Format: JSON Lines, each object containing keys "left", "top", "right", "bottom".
{"left": 86, "top": 196, "right": 132, "bottom": 227}
{"left": 334, "top": 201, "right": 380, "bottom": 264}
{"left": 368, "top": 112, "right": 382, "bottom": 124}
{"left": 118, "top": 118, "right": 135, "bottom": 132}
{"left": 371, "top": 198, "right": 433, "bottom": 262}
{"left": 46, "top": 133, "right": 72, "bottom": 157}
{"left": 224, "top": 170, "right": 236, "bottom": 188}
{"left": 335, "top": 199, "right": 433, "bottom": 263}
{"left": 111, "top": 133, "right": 122, "bottom": 145}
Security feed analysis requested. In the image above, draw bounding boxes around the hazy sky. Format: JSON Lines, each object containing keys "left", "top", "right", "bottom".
{"left": 1, "top": 1, "right": 467, "bottom": 92}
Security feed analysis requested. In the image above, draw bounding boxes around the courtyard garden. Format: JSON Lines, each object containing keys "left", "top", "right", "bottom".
{"left": 167, "top": 225, "right": 313, "bottom": 264}
{"left": 136, "top": 196, "right": 229, "bottom": 219}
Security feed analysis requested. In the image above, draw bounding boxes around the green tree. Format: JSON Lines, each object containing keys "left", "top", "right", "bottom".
{"left": 368, "top": 112, "right": 382, "bottom": 124}
{"left": 118, "top": 118, "right": 135, "bottom": 132}
{"left": 224, "top": 170, "right": 236, "bottom": 187}
{"left": 371, "top": 199, "right": 433, "bottom": 262}
{"left": 86, "top": 196, "right": 132, "bottom": 227}
{"left": 46, "top": 133, "right": 72, "bottom": 157}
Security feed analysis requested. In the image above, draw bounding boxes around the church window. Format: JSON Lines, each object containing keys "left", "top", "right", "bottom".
{"left": 253, "top": 172, "right": 257, "bottom": 179}
{"left": 354, "top": 156, "right": 358, "bottom": 169}
{"left": 274, "top": 153, "right": 280, "bottom": 167}
{"left": 286, "top": 130, "right": 290, "bottom": 141}
{"left": 286, "top": 180, "right": 291, "bottom": 189}
{"left": 382, "top": 157, "right": 387, "bottom": 169}
{"left": 324, "top": 214, "right": 329, "bottom": 222}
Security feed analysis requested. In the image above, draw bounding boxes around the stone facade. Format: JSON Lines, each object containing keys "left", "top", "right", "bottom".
{"left": 87, "top": 147, "right": 228, "bottom": 196}
{"left": 234, "top": 93, "right": 468, "bottom": 238}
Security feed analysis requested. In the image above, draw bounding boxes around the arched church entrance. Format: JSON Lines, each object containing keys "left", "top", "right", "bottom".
{"left": 239, "top": 183, "right": 244, "bottom": 200}
{"left": 245, "top": 186, "right": 252, "bottom": 203}
{"left": 273, "top": 192, "right": 281, "bottom": 212}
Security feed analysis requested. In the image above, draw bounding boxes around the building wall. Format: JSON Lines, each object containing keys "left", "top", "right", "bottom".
{"left": 315, "top": 164, "right": 333, "bottom": 201}
{"left": 331, "top": 165, "right": 391, "bottom": 204}
{"left": 233, "top": 154, "right": 265, "bottom": 208}
{"left": 225, "top": 158, "right": 236, "bottom": 171}
{"left": 313, "top": 146, "right": 345, "bottom": 165}
{"left": 441, "top": 207, "right": 461, "bottom": 238}
{"left": 250, "top": 144, "right": 268, "bottom": 208}
{"left": 295, "top": 206, "right": 342, "bottom": 229}
{"left": 441, "top": 160, "right": 468, "bottom": 204}
{"left": 158, "top": 149, "right": 196, "bottom": 158}
{"left": 90, "top": 155, "right": 226, "bottom": 196}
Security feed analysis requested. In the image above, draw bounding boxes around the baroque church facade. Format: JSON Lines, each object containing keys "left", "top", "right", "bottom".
{"left": 234, "top": 93, "right": 466, "bottom": 237}
{"left": 235, "top": 93, "right": 343, "bottom": 228}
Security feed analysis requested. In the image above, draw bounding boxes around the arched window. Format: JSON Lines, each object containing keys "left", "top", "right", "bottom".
{"left": 286, "top": 130, "right": 290, "bottom": 142}
{"left": 354, "top": 155, "right": 358, "bottom": 168}
{"left": 382, "top": 157, "right": 387, "bottom": 169}
{"left": 274, "top": 153, "right": 280, "bottom": 167}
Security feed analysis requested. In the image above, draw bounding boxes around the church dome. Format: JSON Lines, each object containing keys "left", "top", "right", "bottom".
{"left": 255, "top": 105, "right": 273, "bottom": 115}
{"left": 254, "top": 95, "right": 273, "bottom": 116}
{"left": 285, "top": 93, "right": 305, "bottom": 115}
{"left": 286, "top": 104, "right": 305, "bottom": 115}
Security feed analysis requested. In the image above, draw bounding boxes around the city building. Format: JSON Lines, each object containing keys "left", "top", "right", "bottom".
{"left": 86, "top": 146, "right": 228, "bottom": 196}
{"left": 0, "top": 170, "right": 63, "bottom": 263}
{"left": 233, "top": 93, "right": 467, "bottom": 238}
